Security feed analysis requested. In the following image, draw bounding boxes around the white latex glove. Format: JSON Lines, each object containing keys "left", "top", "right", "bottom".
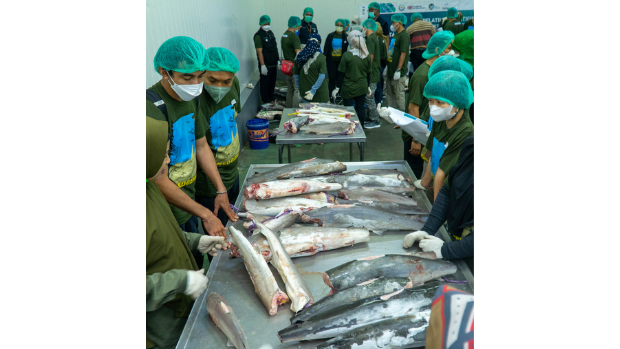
{"left": 366, "top": 87, "right": 372, "bottom": 97}
{"left": 332, "top": 88, "right": 340, "bottom": 100}
{"left": 261, "top": 65, "right": 268, "bottom": 76}
{"left": 419, "top": 237, "right": 444, "bottom": 259}
{"left": 277, "top": 61, "right": 281, "bottom": 70}
{"left": 382, "top": 68, "right": 387, "bottom": 79}
{"left": 184, "top": 269, "right": 208, "bottom": 300}
{"left": 198, "top": 235, "right": 226, "bottom": 256}
{"left": 393, "top": 71, "right": 401, "bottom": 81}
{"left": 413, "top": 179, "right": 427, "bottom": 190}
{"left": 403, "top": 231, "right": 431, "bottom": 248}
{"left": 304, "top": 91, "right": 314, "bottom": 101}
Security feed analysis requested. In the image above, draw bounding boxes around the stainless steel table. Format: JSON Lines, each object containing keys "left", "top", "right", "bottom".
{"left": 275, "top": 107, "right": 367, "bottom": 163}
{"left": 177, "top": 161, "right": 474, "bottom": 349}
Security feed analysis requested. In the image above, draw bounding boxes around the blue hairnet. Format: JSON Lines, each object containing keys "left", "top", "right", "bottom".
{"left": 362, "top": 19, "right": 377, "bottom": 31}
{"left": 303, "top": 7, "right": 314, "bottom": 16}
{"left": 153, "top": 36, "right": 207, "bottom": 74}
{"left": 422, "top": 31, "right": 455, "bottom": 59}
{"left": 204, "top": 47, "right": 240, "bottom": 73}
{"left": 411, "top": 13, "right": 423, "bottom": 22}
{"left": 447, "top": 7, "right": 458, "bottom": 18}
{"left": 335, "top": 18, "right": 344, "bottom": 26}
{"left": 428, "top": 56, "right": 473, "bottom": 81}
{"left": 391, "top": 13, "right": 407, "bottom": 24}
{"left": 424, "top": 71, "right": 474, "bottom": 109}
{"left": 288, "top": 16, "right": 301, "bottom": 27}
{"left": 259, "top": 15, "right": 271, "bottom": 26}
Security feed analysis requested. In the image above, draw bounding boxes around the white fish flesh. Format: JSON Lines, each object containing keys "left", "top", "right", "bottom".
{"left": 244, "top": 179, "right": 342, "bottom": 200}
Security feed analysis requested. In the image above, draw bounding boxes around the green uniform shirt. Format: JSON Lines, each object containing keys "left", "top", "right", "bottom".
{"left": 254, "top": 34, "right": 277, "bottom": 68}
{"left": 281, "top": 30, "right": 301, "bottom": 62}
{"left": 378, "top": 36, "right": 388, "bottom": 61}
{"left": 337, "top": 51, "right": 371, "bottom": 99}
{"left": 425, "top": 110, "right": 474, "bottom": 175}
{"left": 146, "top": 81, "right": 206, "bottom": 225}
{"left": 443, "top": 20, "right": 466, "bottom": 36}
{"left": 402, "top": 61, "right": 431, "bottom": 142}
{"left": 331, "top": 33, "right": 345, "bottom": 61}
{"left": 196, "top": 76, "right": 242, "bottom": 197}
{"left": 387, "top": 30, "right": 409, "bottom": 78}
{"left": 294, "top": 54, "right": 329, "bottom": 103}
{"left": 366, "top": 33, "right": 381, "bottom": 84}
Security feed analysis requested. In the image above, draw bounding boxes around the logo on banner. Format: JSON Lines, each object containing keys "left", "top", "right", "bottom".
{"left": 429, "top": 3, "right": 435, "bottom": 10}
{"left": 407, "top": 5, "right": 413, "bottom": 10}
{"left": 399, "top": 4, "right": 405, "bottom": 11}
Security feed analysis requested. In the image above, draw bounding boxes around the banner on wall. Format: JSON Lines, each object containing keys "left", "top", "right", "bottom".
{"left": 367, "top": 1, "right": 473, "bottom": 37}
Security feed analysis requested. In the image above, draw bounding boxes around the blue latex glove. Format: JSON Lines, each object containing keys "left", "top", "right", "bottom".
{"left": 310, "top": 73, "right": 326, "bottom": 95}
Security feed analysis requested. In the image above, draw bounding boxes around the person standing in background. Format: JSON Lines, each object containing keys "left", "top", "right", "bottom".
{"left": 362, "top": 19, "right": 381, "bottom": 129}
{"left": 254, "top": 15, "right": 279, "bottom": 103}
{"left": 350, "top": 15, "right": 362, "bottom": 31}
{"left": 281, "top": 16, "right": 302, "bottom": 108}
{"left": 406, "top": 13, "right": 436, "bottom": 71}
{"left": 299, "top": 7, "right": 318, "bottom": 47}
{"left": 146, "top": 36, "right": 229, "bottom": 240}
{"left": 442, "top": 7, "right": 465, "bottom": 35}
{"left": 333, "top": 30, "right": 371, "bottom": 127}
{"left": 294, "top": 34, "right": 329, "bottom": 103}
{"left": 195, "top": 47, "right": 242, "bottom": 234}
{"left": 343, "top": 19, "right": 351, "bottom": 33}
{"left": 384, "top": 13, "right": 409, "bottom": 112}
{"left": 374, "top": 23, "right": 388, "bottom": 105}
{"left": 324, "top": 19, "right": 348, "bottom": 103}
{"left": 368, "top": 2, "right": 389, "bottom": 40}
{"left": 451, "top": 30, "right": 474, "bottom": 123}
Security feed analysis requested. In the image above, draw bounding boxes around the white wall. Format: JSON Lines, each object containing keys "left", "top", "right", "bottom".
{"left": 146, "top": 0, "right": 267, "bottom": 88}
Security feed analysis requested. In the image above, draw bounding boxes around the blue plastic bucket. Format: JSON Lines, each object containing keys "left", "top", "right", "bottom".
{"left": 247, "top": 118, "right": 270, "bottom": 150}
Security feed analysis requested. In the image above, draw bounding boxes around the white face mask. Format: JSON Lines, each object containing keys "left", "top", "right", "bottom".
{"left": 443, "top": 50, "right": 459, "bottom": 57}
{"left": 336, "top": 26, "right": 343, "bottom": 33}
{"left": 429, "top": 104, "right": 458, "bottom": 122}
{"left": 262, "top": 25, "right": 271, "bottom": 31}
{"left": 167, "top": 73, "right": 203, "bottom": 101}
{"left": 390, "top": 23, "right": 398, "bottom": 32}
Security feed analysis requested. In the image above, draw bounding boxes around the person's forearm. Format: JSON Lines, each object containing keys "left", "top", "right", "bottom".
{"left": 441, "top": 232, "right": 474, "bottom": 260}
{"left": 311, "top": 73, "right": 326, "bottom": 93}
{"left": 335, "top": 71, "right": 344, "bottom": 89}
{"left": 397, "top": 52, "right": 406, "bottom": 71}
{"left": 196, "top": 137, "right": 227, "bottom": 193}
{"left": 155, "top": 174, "right": 213, "bottom": 220}
{"left": 256, "top": 49, "right": 265, "bottom": 66}
{"left": 422, "top": 185, "right": 449, "bottom": 235}
{"left": 408, "top": 103, "right": 420, "bottom": 117}
{"left": 146, "top": 270, "right": 188, "bottom": 312}
{"left": 370, "top": 54, "right": 374, "bottom": 64}
{"left": 433, "top": 168, "right": 447, "bottom": 200}
{"left": 182, "top": 231, "right": 203, "bottom": 253}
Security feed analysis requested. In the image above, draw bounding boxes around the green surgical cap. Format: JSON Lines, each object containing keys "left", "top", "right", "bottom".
{"left": 411, "top": 13, "right": 423, "bottom": 22}
{"left": 335, "top": 18, "right": 344, "bottom": 26}
{"left": 391, "top": 13, "right": 407, "bottom": 24}
{"left": 362, "top": 18, "right": 377, "bottom": 31}
{"left": 288, "top": 16, "right": 301, "bottom": 27}
{"left": 344, "top": 19, "right": 350, "bottom": 27}
{"left": 369, "top": 2, "right": 380, "bottom": 10}
{"left": 204, "top": 47, "right": 240, "bottom": 73}
{"left": 424, "top": 71, "right": 474, "bottom": 109}
{"left": 428, "top": 56, "right": 473, "bottom": 81}
{"left": 153, "top": 36, "right": 207, "bottom": 74}
{"left": 259, "top": 15, "right": 271, "bottom": 25}
{"left": 422, "top": 31, "right": 455, "bottom": 59}
{"left": 452, "top": 30, "right": 474, "bottom": 68}
{"left": 303, "top": 7, "right": 314, "bottom": 15}
{"left": 447, "top": 7, "right": 458, "bottom": 18}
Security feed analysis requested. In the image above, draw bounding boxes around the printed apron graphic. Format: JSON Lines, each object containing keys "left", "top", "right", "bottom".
{"left": 210, "top": 105, "right": 240, "bottom": 166}
{"left": 430, "top": 137, "right": 448, "bottom": 175}
{"left": 332, "top": 38, "right": 343, "bottom": 57}
{"left": 169, "top": 113, "right": 197, "bottom": 187}
{"left": 387, "top": 38, "right": 395, "bottom": 62}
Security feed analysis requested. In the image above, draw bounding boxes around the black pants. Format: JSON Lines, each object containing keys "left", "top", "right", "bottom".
{"left": 409, "top": 49, "right": 426, "bottom": 72}
{"left": 375, "top": 65, "right": 385, "bottom": 104}
{"left": 327, "top": 59, "right": 339, "bottom": 102}
{"left": 344, "top": 94, "right": 366, "bottom": 126}
{"left": 259, "top": 66, "right": 278, "bottom": 103}
{"left": 403, "top": 139, "right": 424, "bottom": 179}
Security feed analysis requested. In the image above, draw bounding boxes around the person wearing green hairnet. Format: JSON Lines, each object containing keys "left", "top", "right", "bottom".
{"left": 362, "top": 18, "right": 382, "bottom": 129}
{"left": 324, "top": 19, "right": 349, "bottom": 102}
{"left": 406, "top": 13, "right": 436, "bottom": 71}
{"left": 282, "top": 16, "right": 303, "bottom": 108}
{"left": 451, "top": 30, "right": 474, "bottom": 123}
{"left": 417, "top": 71, "right": 473, "bottom": 201}
{"left": 195, "top": 47, "right": 242, "bottom": 245}
{"left": 299, "top": 7, "right": 318, "bottom": 47}
{"left": 343, "top": 19, "right": 351, "bottom": 33}
{"left": 254, "top": 15, "right": 279, "bottom": 104}
{"left": 147, "top": 36, "right": 231, "bottom": 248}
{"left": 441, "top": 7, "right": 465, "bottom": 35}
{"left": 146, "top": 116, "right": 226, "bottom": 349}
{"left": 368, "top": 2, "right": 390, "bottom": 39}
{"left": 384, "top": 13, "right": 409, "bottom": 112}
{"left": 399, "top": 31, "right": 455, "bottom": 180}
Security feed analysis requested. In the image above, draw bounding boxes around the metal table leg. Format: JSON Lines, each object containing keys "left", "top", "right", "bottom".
{"left": 349, "top": 143, "right": 353, "bottom": 161}
{"left": 278, "top": 145, "right": 284, "bottom": 164}
{"left": 287, "top": 145, "right": 291, "bottom": 163}
{"left": 358, "top": 142, "right": 364, "bottom": 161}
